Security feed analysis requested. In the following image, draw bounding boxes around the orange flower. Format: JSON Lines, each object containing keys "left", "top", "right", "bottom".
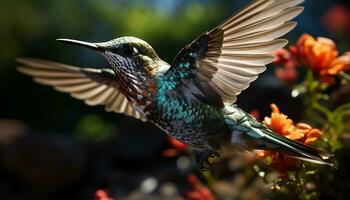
{"left": 294, "top": 123, "right": 322, "bottom": 145}
{"left": 258, "top": 104, "right": 322, "bottom": 171}
{"left": 296, "top": 34, "right": 350, "bottom": 79}
{"left": 263, "top": 104, "right": 295, "bottom": 138}
{"left": 329, "top": 52, "right": 350, "bottom": 74}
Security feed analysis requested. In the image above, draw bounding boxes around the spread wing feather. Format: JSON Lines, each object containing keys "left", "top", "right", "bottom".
{"left": 16, "top": 58, "right": 145, "bottom": 121}
{"left": 165, "top": 0, "right": 304, "bottom": 106}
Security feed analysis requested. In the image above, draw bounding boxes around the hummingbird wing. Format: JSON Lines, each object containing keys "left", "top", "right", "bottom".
{"left": 165, "top": 0, "right": 304, "bottom": 107}
{"left": 17, "top": 58, "right": 146, "bottom": 121}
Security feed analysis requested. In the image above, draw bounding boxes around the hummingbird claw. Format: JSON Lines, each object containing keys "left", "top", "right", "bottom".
{"left": 195, "top": 149, "right": 220, "bottom": 171}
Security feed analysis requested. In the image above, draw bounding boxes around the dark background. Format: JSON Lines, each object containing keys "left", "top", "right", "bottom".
{"left": 0, "top": 0, "right": 349, "bottom": 199}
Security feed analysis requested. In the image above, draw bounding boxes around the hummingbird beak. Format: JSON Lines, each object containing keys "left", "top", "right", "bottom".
{"left": 56, "top": 38, "right": 101, "bottom": 51}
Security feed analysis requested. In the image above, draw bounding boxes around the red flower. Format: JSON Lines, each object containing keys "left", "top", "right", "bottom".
{"left": 167, "top": 136, "right": 188, "bottom": 151}
{"left": 250, "top": 110, "right": 260, "bottom": 120}
{"left": 257, "top": 104, "right": 322, "bottom": 172}
{"left": 323, "top": 5, "right": 350, "bottom": 34}
{"left": 162, "top": 136, "right": 188, "bottom": 157}
{"left": 187, "top": 174, "right": 215, "bottom": 200}
{"left": 95, "top": 190, "right": 113, "bottom": 200}
{"left": 273, "top": 49, "right": 298, "bottom": 84}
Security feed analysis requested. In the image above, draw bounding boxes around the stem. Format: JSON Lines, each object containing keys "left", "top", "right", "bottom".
{"left": 311, "top": 102, "right": 332, "bottom": 121}
{"left": 339, "top": 72, "right": 350, "bottom": 83}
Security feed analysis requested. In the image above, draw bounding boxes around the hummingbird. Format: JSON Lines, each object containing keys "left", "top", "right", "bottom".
{"left": 17, "top": 0, "right": 333, "bottom": 170}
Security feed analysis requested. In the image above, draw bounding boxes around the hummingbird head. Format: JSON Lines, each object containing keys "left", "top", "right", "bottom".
{"left": 57, "top": 37, "right": 165, "bottom": 76}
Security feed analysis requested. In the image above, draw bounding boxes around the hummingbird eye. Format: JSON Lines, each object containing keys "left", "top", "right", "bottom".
{"left": 123, "top": 45, "right": 139, "bottom": 56}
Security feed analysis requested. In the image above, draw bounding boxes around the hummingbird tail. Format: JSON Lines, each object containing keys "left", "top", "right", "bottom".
{"left": 225, "top": 105, "right": 334, "bottom": 167}
{"left": 259, "top": 128, "right": 334, "bottom": 167}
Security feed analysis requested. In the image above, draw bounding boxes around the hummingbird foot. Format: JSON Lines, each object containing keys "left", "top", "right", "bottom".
{"left": 195, "top": 149, "right": 220, "bottom": 171}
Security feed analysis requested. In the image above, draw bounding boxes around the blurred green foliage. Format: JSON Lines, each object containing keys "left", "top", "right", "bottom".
{"left": 0, "top": 0, "right": 228, "bottom": 70}
{"left": 75, "top": 114, "right": 116, "bottom": 142}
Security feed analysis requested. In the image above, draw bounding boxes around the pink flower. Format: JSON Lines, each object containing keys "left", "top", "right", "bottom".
{"left": 273, "top": 49, "right": 298, "bottom": 84}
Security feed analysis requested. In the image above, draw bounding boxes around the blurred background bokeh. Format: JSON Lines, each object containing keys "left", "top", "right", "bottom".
{"left": 1, "top": 0, "right": 350, "bottom": 199}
